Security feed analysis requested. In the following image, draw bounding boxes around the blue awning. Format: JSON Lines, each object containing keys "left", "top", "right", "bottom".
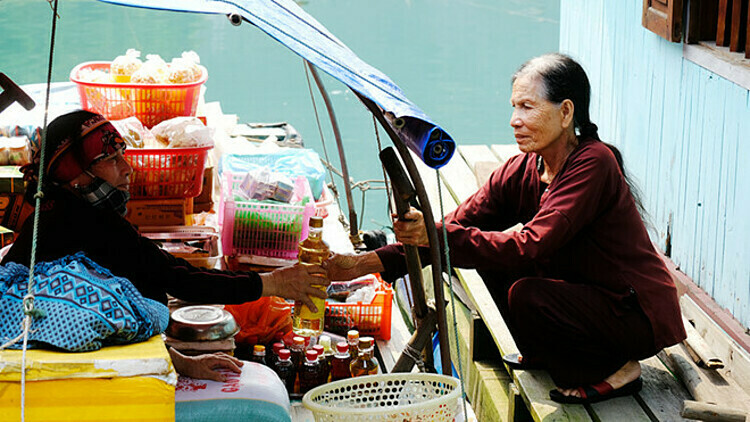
{"left": 98, "top": 0, "right": 455, "bottom": 168}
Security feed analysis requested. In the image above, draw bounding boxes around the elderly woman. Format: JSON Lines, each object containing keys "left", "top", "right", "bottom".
{"left": 326, "top": 53, "right": 685, "bottom": 403}
{"left": 3, "top": 110, "right": 328, "bottom": 381}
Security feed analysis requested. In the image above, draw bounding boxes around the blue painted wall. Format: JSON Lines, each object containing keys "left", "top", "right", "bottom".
{"left": 560, "top": 0, "right": 750, "bottom": 329}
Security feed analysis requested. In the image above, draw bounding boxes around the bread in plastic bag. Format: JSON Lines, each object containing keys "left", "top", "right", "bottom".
{"left": 151, "top": 116, "right": 215, "bottom": 148}
{"left": 169, "top": 51, "right": 203, "bottom": 84}
{"left": 111, "top": 116, "right": 155, "bottom": 149}
{"left": 131, "top": 54, "right": 169, "bottom": 84}
{"left": 110, "top": 49, "right": 142, "bottom": 83}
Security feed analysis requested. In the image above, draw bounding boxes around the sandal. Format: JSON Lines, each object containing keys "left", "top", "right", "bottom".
{"left": 549, "top": 378, "right": 643, "bottom": 404}
{"left": 502, "top": 353, "right": 542, "bottom": 370}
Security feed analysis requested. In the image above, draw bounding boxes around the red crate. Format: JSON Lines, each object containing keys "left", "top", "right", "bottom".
{"left": 124, "top": 146, "right": 212, "bottom": 199}
{"left": 70, "top": 61, "right": 207, "bottom": 128}
{"left": 325, "top": 274, "right": 392, "bottom": 341}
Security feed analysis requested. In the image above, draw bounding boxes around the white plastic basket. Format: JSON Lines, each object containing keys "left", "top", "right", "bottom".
{"left": 302, "top": 373, "right": 461, "bottom": 421}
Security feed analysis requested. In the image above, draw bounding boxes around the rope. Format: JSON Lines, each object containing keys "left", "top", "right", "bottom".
{"left": 303, "top": 60, "right": 345, "bottom": 221}
{"left": 0, "top": 2, "right": 62, "bottom": 421}
{"left": 403, "top": 342, "right": 426, "bottom": 372}
{"left": 436, "top": 169, "right": 468, "bottom": 419}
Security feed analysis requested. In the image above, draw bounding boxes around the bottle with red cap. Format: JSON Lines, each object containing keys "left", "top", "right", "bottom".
{"left": 312, "top": 344, "right": 329, "bottom": 383}
{"left": 274, "top": 349, "right": 296, "bottom": 392}
{"left": 267, "top": 342, "right": 285, "bottom": 367}
{"left": 330, "top": 341, "right": 353, "bottom": 382}
{"left": 299, "top": 349, "right": 322, "bottom": 394}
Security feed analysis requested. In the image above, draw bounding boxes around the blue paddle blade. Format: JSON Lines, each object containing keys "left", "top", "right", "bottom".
{"left": 97, "top": 0, "right": 455, "bottom": 168}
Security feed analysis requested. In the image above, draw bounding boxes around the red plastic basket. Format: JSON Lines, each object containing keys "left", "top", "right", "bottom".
{"left": 325, "top": 274, "right": 393, "bottom": 341}
{"left": 124, "top": 146, "right": 211, "bottom": 199}
{"left": 70, "top": 61, "right": 207, "bottom": 128}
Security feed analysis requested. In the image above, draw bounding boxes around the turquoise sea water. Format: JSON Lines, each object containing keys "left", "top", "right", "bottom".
{"left": 0, "top": 0, "right": 559, "bottom": 230}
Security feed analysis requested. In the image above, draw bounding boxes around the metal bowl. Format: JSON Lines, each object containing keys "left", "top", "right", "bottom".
{"left": 166, "top": 305, "right": 239, "bottom": 341}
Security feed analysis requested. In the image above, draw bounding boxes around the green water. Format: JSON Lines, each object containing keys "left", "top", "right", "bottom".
{"left": 0, "top": 0, "right": 559, "bottom": 230}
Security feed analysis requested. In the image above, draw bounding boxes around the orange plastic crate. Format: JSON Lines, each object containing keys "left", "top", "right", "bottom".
{"left": 124, "top": 146, "right": 211, "bottom": 199}
{"left": 70, "top": 61, "right": 207, "bottom": 128}
{"left": 325, "top": 274, "right": 392, "bottom": 341}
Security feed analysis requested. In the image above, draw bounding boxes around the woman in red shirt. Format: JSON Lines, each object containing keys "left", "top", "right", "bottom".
{"left": 326, "top": 53, "right": 685, "bottom": 403}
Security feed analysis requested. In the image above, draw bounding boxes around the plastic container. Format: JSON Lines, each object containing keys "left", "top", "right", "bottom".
{"left": 124, "top": 146, "right": 212, "bottom": 198}
{"left": 302, "top": 373, "right": 461, "bottom": 421}
{"left": 221, "top": 172, "right": 315, "bottom": 265}
{"left": 70, "top": 61, "right": 207, "bottom": 128}
{"left": 325, "top": 274, "right": 392, "bottom": 341}
{"left": 314, "top": 184, "right": 333, "bottom": 218}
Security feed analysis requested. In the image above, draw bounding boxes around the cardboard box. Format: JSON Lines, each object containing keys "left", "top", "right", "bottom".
{"left": 0, "top": 193, "right": 33, "bottom": 231}
{"left": 193, "top": 165, "right": 214, "bottom": 213}
{"left": 126, "top": 198, "right": 193, "bottom": 227}
{"left": 0, "top": 166, "right": 25, "bottom": 194}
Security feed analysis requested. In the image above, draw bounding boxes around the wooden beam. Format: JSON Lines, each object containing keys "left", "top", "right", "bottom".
{"left": 729, "top": 0, "right": 748, "bottom": 51}
{"left": 717, "top": 0, "right": 732, "bottom": 46}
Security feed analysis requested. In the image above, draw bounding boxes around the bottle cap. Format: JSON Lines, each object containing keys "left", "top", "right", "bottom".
{"left": 273, "top": 342, "right": 284, "bottom": 353}
{"left": 278, "top": 349, "right": 291, "bottom": 360}
{"left": 293, "top": 336, "right": 306, "bottom": 346}
{"left": 313, "top": 345, "right": 325, "bottom": 356}
{"left": 309, "top": 216, "right": 324, "bottom": 228}
{"left": 319, "top": 335, "right": 331, "bottom": 350}
{"left": 347, "top": 330, "right": 359, "bottom": 343}
{"left": 306, "top": 350, "right": 319, "bottom": 362}
{"left": 274, "top": 331, "right": 285, "bottom": 342}
{"left": 358, "top": 337, "right": 374, "bottom": 349}
{"left": 253, "top": 344, "right": 266, "bottom": 354}
{"left": 336, "top": 341, "right": 349, "bottom": 353}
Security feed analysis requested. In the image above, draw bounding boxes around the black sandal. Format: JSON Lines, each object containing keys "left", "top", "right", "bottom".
{"left": 549, "top": 378, "right": 643, "bottom": 404}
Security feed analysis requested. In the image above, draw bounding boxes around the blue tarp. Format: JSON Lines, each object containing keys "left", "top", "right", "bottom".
{"left": 97, "top": 0, "right": 455, "bottom": 168}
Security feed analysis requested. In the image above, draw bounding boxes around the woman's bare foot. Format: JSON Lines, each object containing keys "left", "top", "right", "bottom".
{"left": 555, "top": 360, "right": 641, "bottom": 398}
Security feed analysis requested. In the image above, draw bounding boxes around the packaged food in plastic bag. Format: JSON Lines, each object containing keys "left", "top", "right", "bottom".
{"left": 151, "top": 117, "right": 215, "bottom": 148}
{"left": 77, "top": 67, "right": 112, "bottom": 83}
{"left": 237, "top": 167, "right": 295, "bottom": 203}
{"left": 169, "top": 51, "right": 203, "bottom": 84}
{"left": 130, "top": 54, "right": 169, "bottom": 84}
{"left": 111, "top": 116, "right": 156, "bottom": 149}
{"left": 0, "top": 136, "right": 31, "bottom": 166}
{"left": 110, "top": 49, "right": 142, "bottom": 83}
{"left": 326, "top": 275, "right": 377, "bottom": 301}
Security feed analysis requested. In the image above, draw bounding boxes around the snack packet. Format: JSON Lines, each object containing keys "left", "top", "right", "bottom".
{"left": 110, "top": 49, "right": 142, "bottom": 83}
{"left": 169, "top": 51, "right": 203, "bottom": 83}
{"left": 131, "top": 54, "right": 169, "bottom": 84}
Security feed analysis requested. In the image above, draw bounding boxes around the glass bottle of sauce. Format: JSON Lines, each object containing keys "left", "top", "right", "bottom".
{"left": 289, "top": 336, "right": 306, "bottom": 372}
{"left": 267, "top": 342, "right": 284, "bottom": 367}
{"left": 330, "top": 341, "right": 353, "bottom": 382}
{"left": 274, "top": 349, "right": 296, "bottom": 393}
{"left": 347, "top": 330, "right": 359, "bottom": 361}
{"left": 299, "top": 350, "right": 321, "bottom": 394}
{"left": 350, "top": 337, "right": 378, "bottom": 377}
{"left": 251, "top": 344, "right": 266, "bottom": 365}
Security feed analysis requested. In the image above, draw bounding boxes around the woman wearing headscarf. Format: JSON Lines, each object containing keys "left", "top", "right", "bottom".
{"left": 3, "top": 110, "right": 328, "bottom": 381}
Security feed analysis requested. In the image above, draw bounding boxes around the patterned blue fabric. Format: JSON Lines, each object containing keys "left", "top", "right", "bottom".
{"left": 0, "top": 252, "right": 168, "bottom": 352}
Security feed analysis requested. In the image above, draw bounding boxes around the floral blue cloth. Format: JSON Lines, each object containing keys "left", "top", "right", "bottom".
{"left": 0, "top": 252, "right": 168, "bottom": 352}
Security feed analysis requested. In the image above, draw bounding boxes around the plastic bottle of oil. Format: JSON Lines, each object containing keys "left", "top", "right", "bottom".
{"left": 330, "top": 341, "right": 353, "bottom": 382}
{"left": 350, "top": 337, "right": 378, "bottom": 377}
{"left": 274, "top": 349, "right": 296, "bottom": 393}
{"left": 299, "top": 350, "right": 322, "bottom": 394}
{"left": 293, "top": 216, "right": 329, "bottom": 337}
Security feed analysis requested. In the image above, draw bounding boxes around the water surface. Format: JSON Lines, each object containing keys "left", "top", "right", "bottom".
{"left": 0, "top": 0, "right": 559, "bottom": 229}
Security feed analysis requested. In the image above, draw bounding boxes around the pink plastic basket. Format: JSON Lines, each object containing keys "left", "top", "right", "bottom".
{"left": 70, "top": 61, "right": 207, "bottom": 128}
{"left": 221, "top": 173, "right": 315, "bottom": 264}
